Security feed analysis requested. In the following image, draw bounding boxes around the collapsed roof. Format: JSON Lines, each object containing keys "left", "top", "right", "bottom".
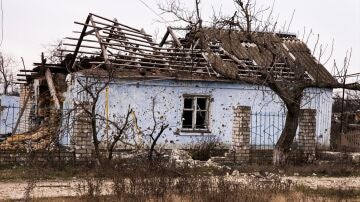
{"left": 17, "top": 13, "right": 337, "bottom": 86}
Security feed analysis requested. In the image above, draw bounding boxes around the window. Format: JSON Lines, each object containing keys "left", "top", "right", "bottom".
{"left": 182, "top": 95, "right": 210, "bottom": 131}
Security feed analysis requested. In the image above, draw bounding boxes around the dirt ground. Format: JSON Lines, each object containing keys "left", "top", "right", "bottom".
{"left": 0, "top": 176, "right": 359, "bottom": 200}
{"left": 285, "top": 176, "right": 360, "bottom": 190}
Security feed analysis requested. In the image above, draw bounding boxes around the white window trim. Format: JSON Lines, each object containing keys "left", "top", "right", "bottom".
{"left": 181, "top": 95, "right": 211, "bottom": 133}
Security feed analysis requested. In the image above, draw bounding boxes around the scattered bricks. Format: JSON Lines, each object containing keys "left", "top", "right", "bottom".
{"left": 232, "top": 106, "right": 251, "bottom": 163}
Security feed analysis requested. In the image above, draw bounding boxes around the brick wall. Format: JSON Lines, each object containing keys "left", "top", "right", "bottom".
{"left": 298, "top": 109, "right": 316, "bottom": 156}
{"left": 0, "top": 150, "right": 75, "bottom": 165}
{"left": 232, "top": 106, "right": 251, "bottom": 163}
{"left": 17, "top": 85, "right": 35, "bottom": 133}
{"left": 72, "top": 103, "right": 94, "bottom": 159}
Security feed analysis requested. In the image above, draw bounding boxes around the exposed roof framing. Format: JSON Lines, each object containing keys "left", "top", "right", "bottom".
{"left": 18, "top": 13, "right": 337, "bottom": 86}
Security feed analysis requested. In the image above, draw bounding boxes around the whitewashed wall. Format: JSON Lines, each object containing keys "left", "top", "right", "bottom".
{"left": 302, "top": 88, "right": 333, "bottom": 147}
{"left": 62, "top": 75, "right": 333, "bottom": 148}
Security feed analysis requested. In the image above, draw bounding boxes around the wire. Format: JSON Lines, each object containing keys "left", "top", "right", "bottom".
{"left": 0, "top": 0, "right": 3, "bottom": 47}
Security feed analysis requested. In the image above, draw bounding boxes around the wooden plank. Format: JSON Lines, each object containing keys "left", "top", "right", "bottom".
{"left": 84, "top": 25, "right": 112, "bottom": 36}
{"left": 102, "top": 30, "right": 157, "bottom": 45}
{"left": 90, "top": 60, "right": 210, "bottom": 71}
{"left": 16, "top": 74, "right": 30, "bottom": 77}
{"left": 64, "top": 43, "right": 207, "bottom": 66}
{"left": 90, "top": 16, "right": 110, "bottom": 67}
{"left": 19, "top": 69, "right": 36, "bottom": 72}
{"left": 68, "top": 33, "right": 198, "bottom": 51}
{"left": 167, "top": 27, "right": 183, "bottom": 48}
{"left": 159, "top": 30, "right": 170, "bottom": 47}
{"left": 89, "top": 13, "right": 143, "bottom": 33}
{"left": 33, "top": 63, "right": 64, "bottom": 67}
{"left": 70, "top": 14, "right": 91, "bottom": 70}
{"left": 45, "top": 68, "right": 61, "bottom": 110}
{"left": 75, "top": 20, "right": 151, "bottom": 40}
{"left": 64, "top": 39, "right": 204, "bottom": 57}
{"left": 66, "top": 36, "right": 155, "bottom": 50}
{"left": 58, "top": 49, "right": 101, "bottom": 55}
{"left": 94, "top": 20, "right": 152, "bottom": 39}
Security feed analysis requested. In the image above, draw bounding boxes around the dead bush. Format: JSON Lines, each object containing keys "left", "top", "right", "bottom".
{"left": 188, "top": 136, "right": 225, "bottom": 161}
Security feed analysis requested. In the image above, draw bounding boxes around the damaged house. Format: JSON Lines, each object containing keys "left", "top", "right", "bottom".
{"left": 2, "top": 14, "right": 337, "bottom": 161}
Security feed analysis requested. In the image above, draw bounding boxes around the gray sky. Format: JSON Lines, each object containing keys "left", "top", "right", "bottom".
{"left": 2, "top": 0, "right": 360, "bottom": 77}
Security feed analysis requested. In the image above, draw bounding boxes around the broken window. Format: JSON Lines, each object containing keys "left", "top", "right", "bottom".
{"left": 182, "top": 95, "right": 210, "bottom": 131}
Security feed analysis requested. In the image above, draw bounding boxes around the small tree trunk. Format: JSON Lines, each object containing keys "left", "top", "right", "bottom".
{"left": 273, "top": 102, "right": 301, "bottom": 165}
{"left": 3, "top": 82, "right": 8, "bottom": 95}
{"left": 90, "top": 106, "right": 101, "bottom": 164}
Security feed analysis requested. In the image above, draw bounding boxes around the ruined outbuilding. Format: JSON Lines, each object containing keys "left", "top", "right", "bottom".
{"left": 4, "top": 14, "right": 337, "bottom": 162}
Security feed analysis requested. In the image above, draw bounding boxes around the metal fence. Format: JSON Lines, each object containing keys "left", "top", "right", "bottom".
{"left": 0, "top": 103, "right": 44, "bottom": 142}
{"left": 0, "top": 104, "right": 73, "bottom": 143}
{"left": 250, "top": 111, "right": 286, "bottom": 149}
{"left": 0, "top": 104, "right": 20, "bottom": 135}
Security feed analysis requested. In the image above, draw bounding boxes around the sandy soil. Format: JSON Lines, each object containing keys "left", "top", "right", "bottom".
{"left": 0, "top": 176, "right": 359, "bottom": 200}
{"left": 284, "top": 176, "right": 360, "bottom": 190}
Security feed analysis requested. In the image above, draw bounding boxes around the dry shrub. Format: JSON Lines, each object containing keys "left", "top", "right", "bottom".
{"left": 109, "top": 160, "right": 290, "bottom": 202}
{"left": 77, "top": 177, "right": 104, "bottom": 201}
{"left": 188, "top": 136, "right": 224, "bottom": 161}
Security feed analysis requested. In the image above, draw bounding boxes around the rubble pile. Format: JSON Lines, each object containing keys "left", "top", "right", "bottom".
{"left": 228, "top": 170, "right": 293, "bottom": 190}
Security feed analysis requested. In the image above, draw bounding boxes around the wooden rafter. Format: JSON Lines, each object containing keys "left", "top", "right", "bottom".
{"left": 89, "top": 15, "right": 110, "bottom": 67}
{"left": 70, "top": 14, "right": 91, "bottom": 71}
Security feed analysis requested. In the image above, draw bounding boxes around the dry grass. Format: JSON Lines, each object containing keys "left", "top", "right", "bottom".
{"left": 230, "top": 161, "right": 360, "bottom": 177}
{"left": 0, "top": 156, "right": 359, "bottom": 201}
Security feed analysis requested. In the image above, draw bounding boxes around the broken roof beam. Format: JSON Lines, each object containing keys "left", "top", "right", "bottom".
{"left": 67, "top": 35, "right": 172, "bottom": 52}
{"left": 105, "top": 19, "right": 117, "bottom": 44}
{"left": 89, "top": 61, "right": 215, "bottom": 73}
{"left": 16, "top": 74, "right": 31, "bottom": 77}
{"left": 74, "top": 21, "right": 149, "bottom": 40}
{"left": 140, "top": 28, "right": 162, "bottom": 53}
{"left": 159, "top": 30, "right": 170, "bottom": 47}
{"left": 167, "top": 27, "right": 183, "bottom": 48}
{"left": 89, "top": 15, "right": 110, "bottom": 67}
{"left": 33, "top": 63, "right": 64, "bottom": 66}
{"left": 66, "top": 37, "right": 154, "bottom": 50}
{"left": 89, "top": 13, "right": 145, "bottom": 34}
{"left": 102, "top": 30, "right": 157, "bottom": 45}
{"left": 84, "top": 25, "right": 112, "bottom": 36}
{"left": 19, "top": 69, "right": 36, "bottom": 73}
{"left": 70, "top": 14, "right": 91, "bottom": 71}
{"left": 45, "top": 68, "right": 61, "bottom": 110}
{"left": 60, "top": 47, "right": 205, "bottom": 66}
{"left": 112, "top": 18, "right": 143, "bottom": 67}
{"left": 218, "top": 47, "right": 247, "bottom": 68}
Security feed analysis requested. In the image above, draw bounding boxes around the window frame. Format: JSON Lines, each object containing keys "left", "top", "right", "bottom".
{"left": 181, "top": 94, "right": 211, "bottom": 133}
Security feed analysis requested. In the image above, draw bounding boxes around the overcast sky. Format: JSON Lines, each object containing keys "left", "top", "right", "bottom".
{"left": 2, "top": 0, "right": 359, "bottom": 77}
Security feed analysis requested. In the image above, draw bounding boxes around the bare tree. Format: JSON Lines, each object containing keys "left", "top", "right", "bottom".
{"left": 145, "top": 98, "right": 169, "bottom": 162}
{"left": 75, "top": 69, "right": 114, "bottom": 163}
{"left": 0, "top": 53, "right": 15, "bottom": 95}
{"left": 74, "top": 69, "right": 170, "bottom": 163}
{"left": 43, "top": 40, "right": 65, "bottom": 64}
